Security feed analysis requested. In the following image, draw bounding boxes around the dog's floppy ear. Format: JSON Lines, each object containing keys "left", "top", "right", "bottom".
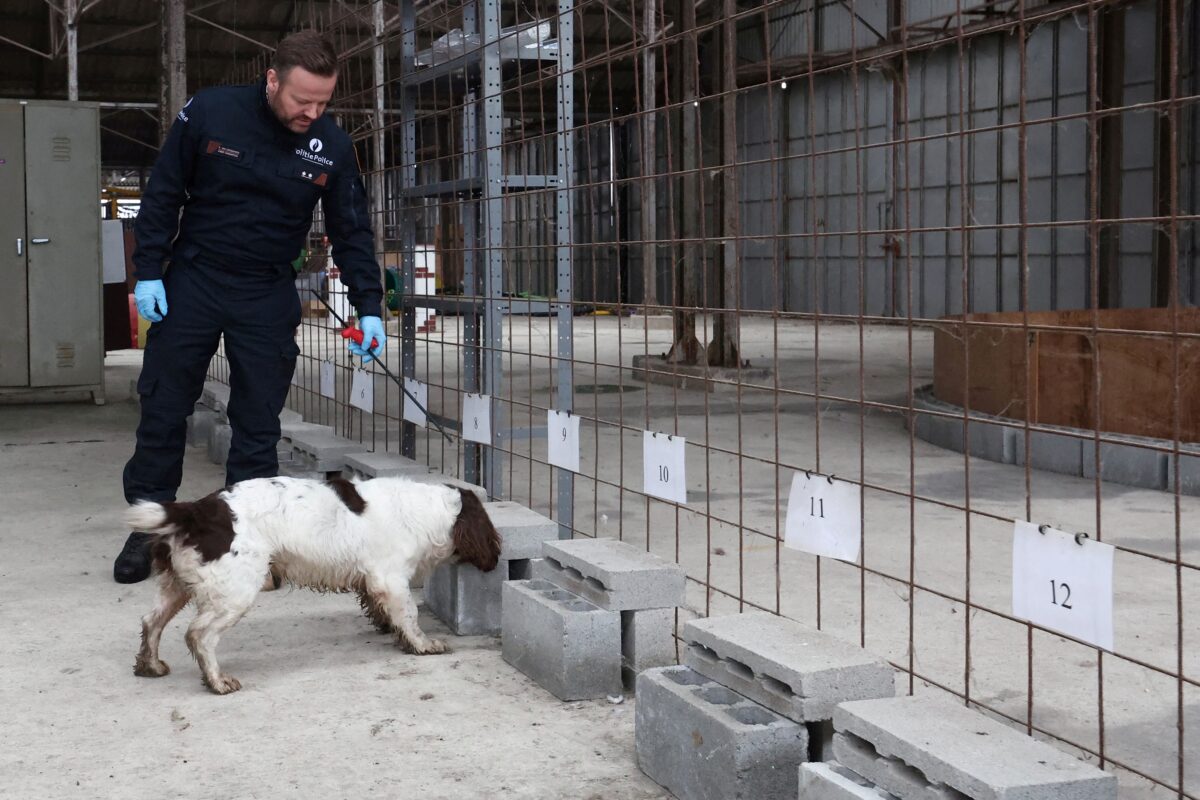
{"left": 450, "top": 488, "right": 501, "bottom": 572}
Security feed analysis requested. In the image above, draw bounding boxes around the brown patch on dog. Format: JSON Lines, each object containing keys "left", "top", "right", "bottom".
{"left": 161, "top": 490, "right": 236, "bottom": 563}
{"left": 150, "top": 539, "right": 174, "bottom": 575}
{"left": 450, "top": 488, "right": 501, "bottom": 572}
{"left": 357, "top": 587, "right": 393, "bottom": 633}
{"left": 327, "top": 477, "right": 367, "bottom": 514}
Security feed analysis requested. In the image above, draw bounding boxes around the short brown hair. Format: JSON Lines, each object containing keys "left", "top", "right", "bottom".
{"left": 272, "top": 30, "right": 338, "bottom": 79}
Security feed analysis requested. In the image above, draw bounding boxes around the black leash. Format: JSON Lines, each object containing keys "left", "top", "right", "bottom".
{"left": 307, "top": 288, "right": 454, "bottom": 444}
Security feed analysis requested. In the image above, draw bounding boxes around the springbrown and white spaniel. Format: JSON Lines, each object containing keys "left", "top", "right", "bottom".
{"left": 126, "top": 476, "right": 500, "bottom": 694}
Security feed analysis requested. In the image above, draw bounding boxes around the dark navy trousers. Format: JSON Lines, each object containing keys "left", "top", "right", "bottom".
{"left": 122, "top": 249, "right": 301, "bottom": 504}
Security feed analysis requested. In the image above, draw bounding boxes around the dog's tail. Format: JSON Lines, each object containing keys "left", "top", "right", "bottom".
{"left": 124, "top": 501, "right": 180, "bottom": 577}
{"left": 125, "top": 500, "right": 174, "bottom": 533}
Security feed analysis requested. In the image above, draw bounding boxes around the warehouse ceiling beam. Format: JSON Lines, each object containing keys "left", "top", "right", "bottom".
{"left": 186, "top": 10, "right": 274, "bottom": 51}
{"left": 0, "top": 33, "right": 53, "bottom": 59}
{"left": 101, "top": 123, "right": 160, "bottom": 151}
{"left": 74, "top": 0, "right": 224, "bottom": 54}
{"left": 79, "top": 0, "right": 115, "bottom": 16}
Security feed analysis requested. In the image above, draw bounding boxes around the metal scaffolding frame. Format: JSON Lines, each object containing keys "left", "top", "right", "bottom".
{"left": 397, "top": 0, "right": 574, "bottom": 522}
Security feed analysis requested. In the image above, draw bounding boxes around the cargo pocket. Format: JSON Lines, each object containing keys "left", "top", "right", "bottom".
{"left": 271, "top": 340, "right": 301, "bottom": 417}
{"left": 136, "top": 373, "right": 158, "bottom": 398}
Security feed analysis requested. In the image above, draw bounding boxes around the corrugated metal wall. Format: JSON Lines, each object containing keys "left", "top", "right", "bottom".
{"left": 559, "top": 0, "right": 1200, "bottom": 317}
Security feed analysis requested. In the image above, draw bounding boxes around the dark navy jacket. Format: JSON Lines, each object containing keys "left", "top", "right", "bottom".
{"left": 133, "top": 78, "right": 383, "bottom": 319}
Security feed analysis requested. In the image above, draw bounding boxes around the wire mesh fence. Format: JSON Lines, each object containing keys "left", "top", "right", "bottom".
{"left": 210, "top": 0, "right": 1199, "bottom": 795}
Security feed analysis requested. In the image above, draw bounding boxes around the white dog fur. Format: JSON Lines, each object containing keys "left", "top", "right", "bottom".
{"left": 126, "top": 475, "right": 500, "bottom": 694}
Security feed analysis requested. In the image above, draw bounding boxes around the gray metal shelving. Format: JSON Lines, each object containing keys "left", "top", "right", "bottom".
{"left": 398, "top": 0, "right": 573, "bottom": 529}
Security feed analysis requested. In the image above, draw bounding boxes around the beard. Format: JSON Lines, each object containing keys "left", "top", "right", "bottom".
{"left": 266, "top": 88, "right": 310, "bottom": 132}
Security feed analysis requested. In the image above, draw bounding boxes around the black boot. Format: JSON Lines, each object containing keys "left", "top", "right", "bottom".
{"left": 113, "top": 531, "right": 155, "bottom": 584}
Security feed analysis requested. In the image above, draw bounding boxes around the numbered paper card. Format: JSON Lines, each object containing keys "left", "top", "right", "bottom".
{"left": 319, "top": 359, "right": 336, "bottom": 399}
{"left": 462, "top": 393, "right": 492, "bottom": 444}
{"left": 403, "top": 378, "right": 428, "bottom": 428}
{"left": 547, "top": 410, "right": 581, "bottom": 473}
{"left": 1012, "top": 521, "right": 1114, "bottom": 651}
{"left": 643, "top": 431, "right": 687, "bottom": 504}
{"left": 349, "top": 368, "right": 374, "bottom": 413}
{"left": 784, "top": 472, "right": 862, "bottom": 563}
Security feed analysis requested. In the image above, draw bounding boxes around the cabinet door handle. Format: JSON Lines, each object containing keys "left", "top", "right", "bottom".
{"left": 15, "top": 238, "right": 21, "bottom": 256}
{"left": 31, "top": 237, "right": 50, "bottom": 245}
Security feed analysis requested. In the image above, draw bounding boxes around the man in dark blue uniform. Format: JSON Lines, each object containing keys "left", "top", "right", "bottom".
{"left": 114, "top": 30, "right": 386, "bottom": 583}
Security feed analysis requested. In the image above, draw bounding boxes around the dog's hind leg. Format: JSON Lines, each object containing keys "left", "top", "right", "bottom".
{"left": 134, "top": 574, "right": 190, "bottom": 678}
{"left": 357, "top": 585, "right": 394, "bottom": 634}
{"left": 369, "top": 576, "right": 447, "bottom": 655}
{"left": 185, "top": 593, "right": 256, "bottom": 695}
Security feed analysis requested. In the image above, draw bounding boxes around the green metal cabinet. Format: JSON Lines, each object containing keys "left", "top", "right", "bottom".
{"left": 0, "top": 100, "right": 104, "bottom": 404}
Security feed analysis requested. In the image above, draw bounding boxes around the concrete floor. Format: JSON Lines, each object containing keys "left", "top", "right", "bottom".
{"left": 0, "top": 352, "right": 667, "bottom": 800}
{"left": 280, "top": 314, "right": 1198, "bottom": 798}
{"left": 4, "top": 315, "right": 1197, "bottom": 798}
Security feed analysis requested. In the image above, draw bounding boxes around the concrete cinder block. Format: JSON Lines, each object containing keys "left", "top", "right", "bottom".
{"left": 501, "top": 579, "right": 622, "bottom": 701}
{"left": 834, "top": 734, "right": 965, "bottom": 800}
{"left": 682, "top": 611, "right": 895, "bottom": 723}
{"left": 799, "top": 762, "right": 899, "bottom": 800}
{"left": 1081, "top": 440, "right": 1167, "bottom": 490}
{"left": 341, "top": 451, "right": 432, "bottom": 480}
{"left": 487, "top": 501, "right": 559, "bottom": 560}
{"left": 425, "top": 504, "right": 559, "bottom": 635}
{"left": 207, "top": 423, "right": 231, "bottom": 466}
{"left": 276, "top": 462, "right": 324, "bottom": 481}
{"left": 635, "top": 665, "right": 808, "bottom": 800}
{"left": 424, "top": 559, "right": 506, "bottom": 635}
{"left": 279, "top": 419, "right": 333, "bottom": 440}
{"left": 286, "top": 428, "right": 362, "bottom": 473}
{"left": 622, "top": 607, "right": 676, "bottom": 688}
{"left": 1013, "top": 429, "right": 1084, "bottom": 477}
{"left": 278, "top": 408, "right": 303, "bottom": 426}
{"left": 535, "top": 538, "right": 686, "bottom": 611}
{"left": 405, "top": 472, "right": 488, "bottom": 503}
{"left": 833, "top": 696, "right": 1117, "bottom": 800}
{"left": 201, "top": 381, "right": 231, "bottom": 416}
{"left": 187, "top": 407, "right": 219, "bottom": 448}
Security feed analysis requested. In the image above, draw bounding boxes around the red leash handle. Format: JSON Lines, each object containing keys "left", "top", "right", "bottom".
{"left": 340, "top": 326, "right": 379, "bottom": 350}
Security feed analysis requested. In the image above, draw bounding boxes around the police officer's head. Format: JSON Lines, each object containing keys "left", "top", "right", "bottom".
{"left": 266, "top": 30, "right": 339, "bottom": 134}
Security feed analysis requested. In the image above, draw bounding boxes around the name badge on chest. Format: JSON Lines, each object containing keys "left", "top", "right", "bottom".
{"left": 205, "top": 140, "right": 244, "bottom": 161}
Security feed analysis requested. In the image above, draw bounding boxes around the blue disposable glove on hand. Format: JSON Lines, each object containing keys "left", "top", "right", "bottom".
{"left": 348, "top": 315, "right": 386, "bottom": 363}
{"left": 134, "top": 280, "right": 168, "bottom": 323}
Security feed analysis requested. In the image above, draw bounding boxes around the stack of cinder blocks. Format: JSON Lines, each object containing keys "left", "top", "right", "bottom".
{"left": 801, "top": 694, "right": 1117, "bottom": 799}
{"left": 502, "top": 538, "right": 685, "bottom": 701}
{"left": 280, "top": 419, "right": 363, "bottom": 477}
{"left": 424, "top": 501, "right": 559, "bottom": 635}
{"left": 341, "top": 451, "right": 433, "bottom": 481}
{"left": 635, "top": 611, "right": 896, "bottom": 800}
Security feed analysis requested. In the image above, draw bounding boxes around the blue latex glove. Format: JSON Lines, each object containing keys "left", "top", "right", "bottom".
{"left": 134, "top": 279, "right": 168, "bottom": 323}
{"left": 348, "top": 315, "right": 386, "bottom": 363}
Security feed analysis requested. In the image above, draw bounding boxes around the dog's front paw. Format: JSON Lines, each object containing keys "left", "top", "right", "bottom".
{"left": 414, "top": 637, "right": 449, "bottom": 655}
{"left": 205, "top": 674, "right": 242, "bottom": 695}
{"left": 134, "top": 658, "right": 170, "bottom": 678}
